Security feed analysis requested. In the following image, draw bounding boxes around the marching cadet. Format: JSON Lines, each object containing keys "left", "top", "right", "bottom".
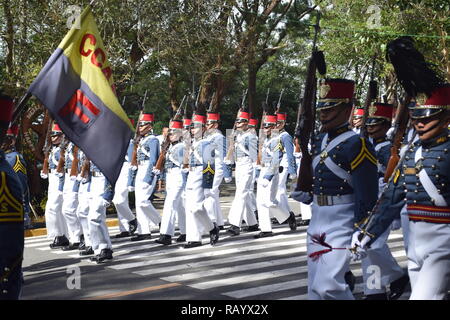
{"left": 42, "top": 124, "right": 69, "bottom": 249}
{"left": 204, "top": 111, "right": 228, "bottom": 230}
{"left": 226, "top": 109, "right": 259, "bottom": 236}
{"left": 155, "top": 119, "right": 187, "bottom": 245}
{"left": 2, "top": 125, "right": 31, "bottom": 228}
{"left": 247, "top": 117, "right": 259, "bottom": 221}
{"left": 88, "top": 160, "right": 114, "bottom": 263}
{"left": 60, "top": 141, "right": 83, "bottom": 250}
{"left": 113, "top": 132, "right": 137, "bottom": 239}
{"left": 354, "top": 84, "right": 450, "bottom": 300}
{"left": 0, "top": 93, "right": 24, "bottom": 300}
{"left": 360, "top": 102, "right": 409, "bottom": 300}
{"left": 76, "top": 149, "right": 94, "bottom": 256}
{"left": 275, "top": 112, "right": 298, "bottom": 220}
{"left": 131, "top": 113, "right": 161, "bottom": 241}
{"left": 351, "top": 106, "right": 364, "bottom": 134}
{"left": 293, "top": 78, "right": 379, "bottom": 300}
{"left": 184, "top": 113, "right": 220, "bottom": 248}
{"left": 255, "top": 113, "right": 297, "bottom": 238}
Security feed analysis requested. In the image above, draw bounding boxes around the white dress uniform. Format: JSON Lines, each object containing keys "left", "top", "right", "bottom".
{"left": 257, "top": 132, "right": 291, "bottom": 233}
{"left": 227, "top": 129, "right": 258, "bottom": 229}
{"left": 88, "top": 161, "right": 113, "bottom": 255}
{"left": 185, "top": 136, "right": 218, "bottom": 245}
{"left": 159, "top": 141, "right": 187, "bottom": 238}
{"left": 44, "top": 144, "right": 68, "bottom": 239}
{"left": 75, "top": 150, "right": 91, "bottom": 248}
{"left": 113, "top": 140, "right": 136, "bottom": 233}
{"left": 276, "top": 130, "right": 297, "bottom": 215}
{"left": 203, "top": 129, "right": 226, "bottom": 228}
{"left": 62, "top": 142, "right": 83, "bottom": 244}
{"left": 134, "top": 132, "right": 161, "bottom": 235}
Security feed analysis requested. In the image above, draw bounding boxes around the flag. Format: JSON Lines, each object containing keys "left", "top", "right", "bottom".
{"left": 28, "top": 6, "right": 133, "bottom": 187}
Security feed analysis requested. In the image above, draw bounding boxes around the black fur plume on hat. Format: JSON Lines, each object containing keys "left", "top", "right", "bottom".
{"left": 386, "top": 36, "right": 445, "bottom": 97}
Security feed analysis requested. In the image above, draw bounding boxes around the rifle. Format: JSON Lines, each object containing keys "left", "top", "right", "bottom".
{"left": 40, "top": 113, "right": 53, "bottom": 177}
{"left": 130, "top": 90, "right": 148, "bottom": 170}
{"left": 360, "top": 57, "right": 378, "bottom": 138}
{"left": 79, "top": 156, "right": 91, "bottom": 182}
{"left": 383, "top": 93, "right": 411, "bottom": 182}
{"left": 225, "top": 89, "right": 247, "bottom": 162}
{"left": 154, "top": 95, "right": 187, "bottom": 172}
{"left": 275, "top": 89, "right": 285, "bottom": 113}
{"left": 56, "top": 136, "right": 69, "bottom": 176}
{"left": 182, "top": 87, "right": 202, "bottom": 169}
{"left": 70, "top": 145, "right": 80, "bottom": 178}
{"left": 295, "top": 11, "right": 323, "bottom": 193}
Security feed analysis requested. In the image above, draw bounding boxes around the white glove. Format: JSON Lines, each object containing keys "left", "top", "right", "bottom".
{"left": 255, "top": 165, "right": 262, "bottom": 171}
{"left": 350, "top": 246, "right": 368, "bottom": 261}
{"left": 56, "top": 171, "right": 64, "bottom": 178}
{"left": 76, "top": 174, "right": 83, "bottom": 182}
{"left": 391, "top": 219, "right": 402, "bottom": 231}
{"left": 70, "top": 175, "right": 77, "bottom": 181}
{"left": 102, "top": 199, "right": 111, "bottom": 208}
{"left": 130, "top": 165, "right": 138, "bottom": 171}
{"left": 351, "top": 231, "right": 362, "bottom": 249}
{"left": 224, "top": 177, "right": 232, "bottom": 183}
{"left": 223, "top": 159, "right": 232, "bottom": 165}
{"left": 182, "top": 167, "right": 189, "bottom": 173}
{"left": 291, "top": 191, "right": 312, "bottom": 204}
{"left": 128, "top": 186, "right": 135, "bottom": 192}
{"left": 289, "top": 174, "right": 297, "bottom": 181}
{"left": 152, "top": 168, "right": 161, "bottom": 175}
{"left": 40, "top": 171, "right": 48, "bottom": 179}
{"left": 293, "top": 152, "right": 302, "bottom": 158}
{"left": 261, "top": 178, "right": 270, "bottom": 188}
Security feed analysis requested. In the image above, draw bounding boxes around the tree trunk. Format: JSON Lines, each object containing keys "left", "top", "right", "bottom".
{"left": 168, "top": 69, "right": 179, "bottom": 111}
{"left": 248, "top": 64, "right": 258, "bottom": 116}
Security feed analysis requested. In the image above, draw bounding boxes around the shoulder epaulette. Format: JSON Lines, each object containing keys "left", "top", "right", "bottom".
{"left": 350, "top": 138, "right": 377, "bottom": 170}
{"left": 274, "top": 139, "right": 285, "bottom": 153}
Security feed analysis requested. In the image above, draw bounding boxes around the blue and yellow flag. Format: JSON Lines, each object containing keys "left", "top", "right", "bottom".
{"left": 28, "top": 6, "right": 133, "bottom": 187}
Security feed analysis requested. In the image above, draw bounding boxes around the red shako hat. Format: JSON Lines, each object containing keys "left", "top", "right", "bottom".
{"left": 317, "top": 78, "right": 355, "bottom": 110}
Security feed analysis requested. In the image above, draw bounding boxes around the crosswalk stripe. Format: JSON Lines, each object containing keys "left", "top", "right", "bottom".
{"left": 109, "top": 236, "right": 307, "bottom": 270}
{"left": 225, "top": 279, "right": 309, "bottom": 299}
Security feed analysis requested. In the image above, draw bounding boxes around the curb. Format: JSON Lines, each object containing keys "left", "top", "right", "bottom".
{"left": 24, "top": 218, "right": 119, "bottom": 238}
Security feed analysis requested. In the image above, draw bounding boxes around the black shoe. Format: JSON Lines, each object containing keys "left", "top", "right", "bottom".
{"left": 79, "top": 246, "right": 94, "bottom": 256}
{"left": 254, "top": 232, "right": 273, "bottom": 239}
{"left": 184, "top": 241, "right": 202, "bottom": 249}
{"left": 389, "top": 274, "right": 410, "bottom": 300}
{"left": 287, "top": 212, "right": 297, "bottom": 231}
{"left": 49, "top": 235, "right": 70, "bottom": 249}
{"left": 155, "top": 234, "right": 172, "bottom": 245}
{"left": 61, "top": 242, "right": 80, "bottom": 251}
{"left": 209, "top": 224, "right": 220, "bottom": 245}
{"left": 90, "top": 248, "right": 113, "bottom": 264}
{"left": 176, "top": 234, "right": 186, "bottom": 243}
{"left": 114, "top": 231, "right": 131, "bottom": 238}
{"left": 79, "top": 235, "right": 86, "bottom": 250}
{"left": 227, "top": 225, "right": 240, "bottom": 236}
{"left": 244, "top": 224, "right": 260, "bottom": 232}
{"left": 271, "top": 218, "right": 278, "bottom": 224}
{"left": 345, "top": 271, "right": 356, "bottom": 292}
{"left": 128, "top": 219, "right": 137, "bottom": 234}
{"left": 297, "top": 219, "right": 310, "bottom": 226}
{"left": 363, "top": 293, "right": 388, "bottom": 300}
{"left": 130, "top": 234, "right": 152, "bottom": 241}
{"left": 254, "top": 210, "right": 259, "bottom": 222}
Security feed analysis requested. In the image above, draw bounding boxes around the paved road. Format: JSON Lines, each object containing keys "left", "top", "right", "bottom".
{"left": 22, "top": 184, "right": 410, "bottom": 301}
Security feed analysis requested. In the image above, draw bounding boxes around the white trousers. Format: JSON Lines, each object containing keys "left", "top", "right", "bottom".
{"left": 400, "top": 204, "right": 410, "bottom": 254}
{"left": 45, "top": 172, "right": 68, "bottom": 239}
{"left": 256, "top": 168, "right": 290, "bottom": 232}
{"left": 160, "top": 167, "right": 186, "bottom": 236}
{"left": 307, "top": 201, "right": 355, "bottom": 300}
{"left": 408, "top": 220, "right": 450, "bottom": 300}
{"left": 113, "top": 162, "right": 135, "bottom": 232}
{"left": 204, "top": 164, "right": 224, "bottom": 226}
{"left": 228, "top": 158, "right": 258, "bottom": 227}
{"left": 135, "top": 164, "right": 161, "bottom": 234}
{"left": 361, "top": 225, "right": 405, "bottom": 295}
{"left": 62, "top": 175, "right": 82, "bottom": 243}
{"left": 88, "top": 176, "right": 112, "bottom": 255}
{"left": 276, "top": 166, "right": 293, "bottom": 214}
{"left": 76, "top": 181, "right": 91, "bottom": 246}
{"left": 185, "top": 166, "right": 214, "bottom": 242}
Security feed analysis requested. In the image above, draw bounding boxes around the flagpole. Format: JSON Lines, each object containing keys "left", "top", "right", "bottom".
{"left": 11, "top": 92, "right": 32, "bottom": 125}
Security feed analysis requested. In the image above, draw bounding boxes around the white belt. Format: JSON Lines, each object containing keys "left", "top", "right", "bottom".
{"left": 313, "top": 194, "right": 354, "bottom": 207}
